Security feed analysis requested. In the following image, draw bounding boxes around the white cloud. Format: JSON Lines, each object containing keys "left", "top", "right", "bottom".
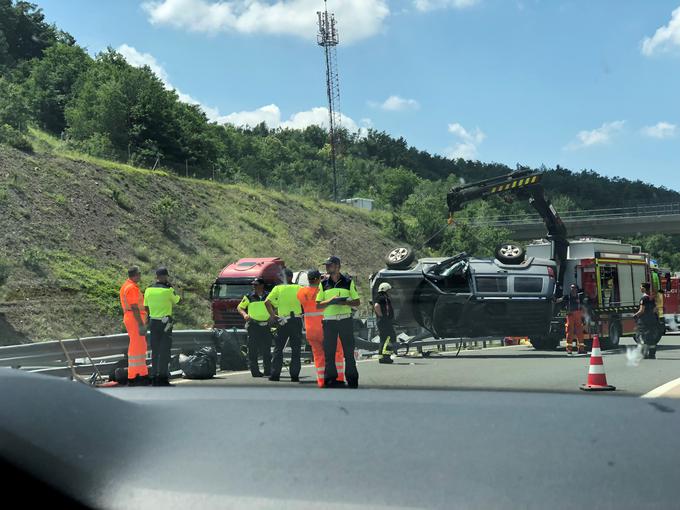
{"left": 414, "top": 0, "right": 480, "bottom": 12}
{"left": 445, "top": 122, "right": 485, "bottom": 160}
{"left": 221, "top": 104, "right": 360, "bottom": 132}
{"left": 641, "top": 121, "right": 677, "bottom": 139}
{"left": 117, "top": 44, "right": 171, "bottom": 85}
{"left": 220, "top": 104, "right": 283, "bottom": 127}
{"left": 641, "top": 7, "right": 680, "bottom": 57}
{"left": 373, "top": 95, "right": 420, "bottom": 111}
{"left": 565, "top": 120, "right": 625, "bottom": 150}
{"left": 143, "top": 0, "right": 390, "bottom": 44}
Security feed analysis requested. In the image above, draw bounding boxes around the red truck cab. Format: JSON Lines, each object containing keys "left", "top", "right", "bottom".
{"left": 210, "top": 258, "right": 286, "bottom": 329}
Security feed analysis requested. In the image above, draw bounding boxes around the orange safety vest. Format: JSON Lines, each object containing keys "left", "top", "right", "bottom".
{"left": 298, "top": 286, "right": 324, "bottom": 334}
{"left": 119, "top": 279, "right": 147, "bottom": 319}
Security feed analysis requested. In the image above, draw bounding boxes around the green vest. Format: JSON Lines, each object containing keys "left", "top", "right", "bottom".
{"left": 144, "top": 283, "right": 180, "bottom": 319}
{"left": 238, "top": 291, "right": 270, "bottom": 322}
{"left": 316, "top": 274, "right": 359, "bottom": 316}
{"left": 266, "top": 284, "right": 302, "bottom": 316}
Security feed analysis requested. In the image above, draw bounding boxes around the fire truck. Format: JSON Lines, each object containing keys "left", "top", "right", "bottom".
{"left": 527, "top": 238, "right": 654, "bottom": 348}
{"left": 654, "top": 266, "right": 680, "bottom": 333}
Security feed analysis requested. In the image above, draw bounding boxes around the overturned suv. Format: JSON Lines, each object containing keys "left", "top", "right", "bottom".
{"left": 371, "top": 245, "right": 561, "bottom": 350}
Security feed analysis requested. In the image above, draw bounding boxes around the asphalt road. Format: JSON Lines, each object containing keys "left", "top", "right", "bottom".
{"left": 164, "top": 334, "right": 680, "bottom": 397}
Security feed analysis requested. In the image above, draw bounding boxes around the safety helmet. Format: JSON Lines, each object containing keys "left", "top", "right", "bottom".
{"left": 378, "top": 282, "right": 392, "bottom": 293}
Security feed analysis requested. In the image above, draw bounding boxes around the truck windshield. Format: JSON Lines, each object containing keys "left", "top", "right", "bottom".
{"left": 214, "top": 284, "right": 252, "bottom": 299}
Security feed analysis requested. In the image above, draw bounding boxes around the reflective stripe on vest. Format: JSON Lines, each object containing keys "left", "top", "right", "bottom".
{"left": 303, "top": 311, "right": 324, "bottom": 317}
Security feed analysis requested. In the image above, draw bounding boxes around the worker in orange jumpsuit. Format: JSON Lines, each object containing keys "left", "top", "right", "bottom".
{"left": 297, "top": 269, "right": 345, "bottom": 387}
{"left": 119, "top": 266, "right": 149, "bottom": 385}
{"left": 564, "top": 284, "right": 586, "bottom": 355}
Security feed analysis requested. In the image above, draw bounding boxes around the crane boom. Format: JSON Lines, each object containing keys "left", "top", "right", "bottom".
{"left": 446, "top": 170, "right": 569, "bottom": 296}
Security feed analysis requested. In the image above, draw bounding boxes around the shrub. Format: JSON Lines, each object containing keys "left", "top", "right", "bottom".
{"left": 0, "top": 124, "right": 33, "bottom": 152}
{"left": 151, "top": 196, "right": 183, "bottom": 234}
{"left": 22, "top": 248, "right": 49, "bottom": 276}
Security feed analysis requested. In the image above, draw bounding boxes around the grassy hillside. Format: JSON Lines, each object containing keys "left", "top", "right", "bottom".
{"left": 0, "top": 134, "right": 397, "bottom": 343}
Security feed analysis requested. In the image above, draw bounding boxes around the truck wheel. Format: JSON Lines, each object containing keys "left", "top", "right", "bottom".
{"left": 530, "top": 335, "right": 559, "bottom": 351}
{"left": 385, "top": 247, "right": 415, "bottom": 270}
{"left": 495, "top": 243, "right": 526, "bottom": 265}
{"left": 603, "top": 321, "right": 621, "bottom": 350}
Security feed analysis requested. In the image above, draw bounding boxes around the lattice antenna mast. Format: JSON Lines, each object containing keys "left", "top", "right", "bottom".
{"left": 317, "top": 0, "right": 341, "bottom": 202}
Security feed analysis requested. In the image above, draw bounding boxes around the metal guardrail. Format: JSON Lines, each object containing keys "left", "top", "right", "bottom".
{"left": 0, "top": 326, "right": 513, "bottom": 381}
{"left": 0, "top": 330, "right": 217, "bottom": 369}
{"left": 466, "top": 202, "right": 680, "bottom": 228}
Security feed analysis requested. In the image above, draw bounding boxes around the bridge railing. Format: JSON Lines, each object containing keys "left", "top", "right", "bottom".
{"left": 465, "top": 202, "right": 680, "bottom": 227}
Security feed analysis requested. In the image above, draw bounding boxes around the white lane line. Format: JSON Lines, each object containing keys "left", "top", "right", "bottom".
{"left": 641, "top": 376, "right": 680, "bottom": 399}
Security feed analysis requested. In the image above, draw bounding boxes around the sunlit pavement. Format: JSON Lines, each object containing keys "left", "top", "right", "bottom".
{"left": 102, "top": 334, "right": 680, "bottom": 398}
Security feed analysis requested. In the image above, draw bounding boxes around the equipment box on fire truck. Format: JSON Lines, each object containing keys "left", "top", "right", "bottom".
{"left": 527, "top": 238, "right": 653, "bottom": 349}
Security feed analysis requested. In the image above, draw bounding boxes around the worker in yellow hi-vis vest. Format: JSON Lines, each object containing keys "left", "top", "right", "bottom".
{"left": 316, "top": 256, "right": 360, "bottom": 389}
{"left": 266, "top": 268, "right": 303, "bottom": 382}
{"left": 144, "top": 267, "right": 180, "bottom": 386}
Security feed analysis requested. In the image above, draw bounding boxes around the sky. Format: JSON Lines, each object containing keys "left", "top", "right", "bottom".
{"left": 36, "top": 0, "right": 680, "bottom": 191}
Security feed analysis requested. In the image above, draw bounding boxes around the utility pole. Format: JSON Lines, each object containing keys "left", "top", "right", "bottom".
{"left": 317, "top": 0, "right": 341, "bottom": 202}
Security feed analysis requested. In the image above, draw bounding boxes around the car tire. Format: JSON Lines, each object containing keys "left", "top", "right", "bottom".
{"left": 530, "top": 335, "right": 559, "bottom": 351}
{"left": 385, "top": 247, "right": 415, "bottom": 270}
{"left": 495, "top": 243, "right": 526, "bottom": 265}
{"left": 603, "top": 320, "right": 621, "bottom": 350}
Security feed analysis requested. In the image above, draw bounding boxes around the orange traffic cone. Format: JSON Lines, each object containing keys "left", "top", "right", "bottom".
{"left": 580, "top": 335, "right": 615, "bottom": 391}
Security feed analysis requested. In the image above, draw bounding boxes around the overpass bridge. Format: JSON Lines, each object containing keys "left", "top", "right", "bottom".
{"left": 469, "top": 202, "right": 680, "bottom": 240}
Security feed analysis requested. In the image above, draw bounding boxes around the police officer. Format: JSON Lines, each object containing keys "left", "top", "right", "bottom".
{"left": 266, "top": 268, "right": 303, "bottom": 382}
{"left": 374, "top": 282, "right": 397, "bottom": 364}
{"left": 316, "top": 256, "right": 360, "bottom": 388}
{"left": 634, "top": 282, "right": 658, "bottom": 359}
{"left": 238, "top": 277, "right": 273, "bottom": 377}
{"left": 144, "top": 267, "right": 181, "bottom": 386}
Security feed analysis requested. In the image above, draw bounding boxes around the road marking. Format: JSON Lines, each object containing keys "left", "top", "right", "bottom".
{"left": 641, "top": 376, "right": 680, "bottom": 399}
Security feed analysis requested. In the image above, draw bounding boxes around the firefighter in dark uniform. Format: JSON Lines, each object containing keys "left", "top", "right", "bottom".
{"left": 237, "top": 277, "right": 273, "bottom": 377}
{"left": 634, "top": 282, "right": 658, "bottom": 359}
{"left": 563, "top": 284, "right": 587, "bottom": 355}
{"left": 316, "top": 256, "right": 360, "bottom": 388}
{"left": 374, "top": 282, "right": 397, "bottom": 364}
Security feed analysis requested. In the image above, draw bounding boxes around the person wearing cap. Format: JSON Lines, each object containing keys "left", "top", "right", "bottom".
{"left": 119, "top": 266, "right": 149, "bottom": 386}
{"left": 144, "top": 267, "right": 181, "bottom": 386}
{"left": 316, "top": 256, "right": 360, "bottom": 388}
{"left": 297, "top": 269, "right": 346, "bottom": 387}
{"left": 374, "top": 282, "right": 397, "bottom": 364}
{"left": 238, "top": 277, "right": 273, "bottom": 378}
{"left": 266, "top": 268, "right": 303, "bottom": 382}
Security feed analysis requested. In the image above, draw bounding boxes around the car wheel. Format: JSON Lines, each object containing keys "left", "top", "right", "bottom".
{"left": 530, "top": 335, "right": 559, "bottom": 351}
{"left": 495, "top": 243, "right": 526, "bottom": 265}
{"left": 603, "top": 321, "right": 621, "bottom": 350}
{"left": 385, "top": 246, "right": 415, "bottom": 270}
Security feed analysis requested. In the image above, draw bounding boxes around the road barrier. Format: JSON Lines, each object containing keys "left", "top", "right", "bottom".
{"left": 0, "top": 330, "right": 232, "bottom": 379}
{"left": 0, "top": 325, "right": 511, "bottom": 381}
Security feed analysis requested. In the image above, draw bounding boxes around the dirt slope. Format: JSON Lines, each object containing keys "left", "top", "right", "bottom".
{"left": 0, "top": 145, "right": 396, "bottom": 343}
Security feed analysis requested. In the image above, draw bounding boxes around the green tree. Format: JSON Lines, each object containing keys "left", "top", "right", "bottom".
{"left": 0, "top": 75, "right": 30, "bottom": 128}
{"left": 377, "top": 166, "right": 421, "bottom": 209}
{"left": 25, "top": 42, "right": 91, "bottom": 133}
{"left": 65, "top": 49, "right": 179, "bottom": 165}
{"left": 0, "top": 0, "right": 60, "bottom": 74}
